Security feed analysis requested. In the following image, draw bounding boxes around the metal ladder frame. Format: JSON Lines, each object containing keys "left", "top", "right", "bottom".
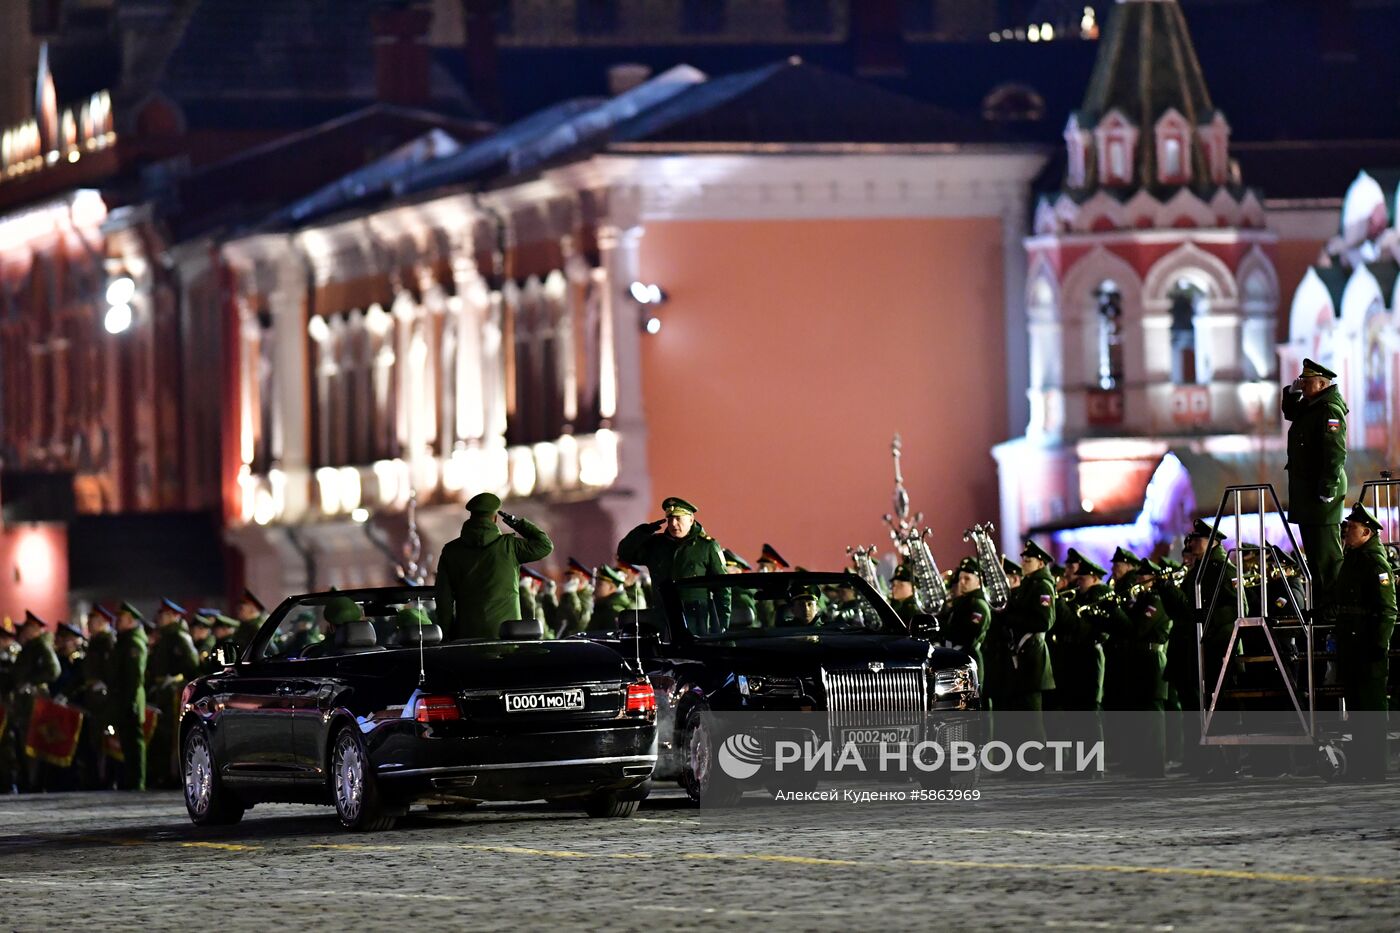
{"left": 1196, "top": 484, "right": 1318, "bottom": 746}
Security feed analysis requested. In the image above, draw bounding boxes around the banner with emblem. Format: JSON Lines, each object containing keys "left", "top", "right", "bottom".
{"left": 102, "top": 705, "right": 160, "bottom": 762}
{"left": 23, "top": 694, "right": 84, "bottom": 767}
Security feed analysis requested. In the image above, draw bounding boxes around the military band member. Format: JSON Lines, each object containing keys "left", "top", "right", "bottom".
{"left": 518, "top": 566, "right": 553, "bottom": 636}
{"left": 617, "top": 497, "right": 729, "bottom": 635}
{"left": 944, "top": 557, "right": 991, "bottom": 674}
{"left": 435, "top": 492, "right": 555, "bottom": 641}
{"left": 112, "top": 603, "right": 148, "bottom": 791}
{"left": 13, "top": 613, "right": 61, "bottom": 790}
{"left": 235, "top": 589, "right": 267, "bottom": 649}
{"left": 888, "top": 563, "right": 920, "bottom": 625}
{"left": 146, "top": 599, "right": 199, "bottom": 789}
{"left": 52, "top": 622, "right": 86, "bottom": 701}
{"left": 1103, "top": 547, "right": 1140, "bottom": 709}
{"left": 1003, "top": 556, "right": 1023, "bottom": 591}
{"left": 1323, "top": 503, "right": 1397, "bottom": 781}
{"left": 1120, "top": 559, "right": 1172, "bottom": 776}
{"left": 1064, "top": 557, "right": 1116, "bottom": 713}
{"left": 1282, "top": 358, "right": 1349, "bottom": 589}
{"left": 827, "top": 575, "right": 869, "bottom": 628}
{"left": 588, "top": 566, "right": 634, "bottom": 633}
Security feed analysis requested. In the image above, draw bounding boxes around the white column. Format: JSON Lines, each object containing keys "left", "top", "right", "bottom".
{"left": 267, "top": 240, "right": 311, "bottom": 520}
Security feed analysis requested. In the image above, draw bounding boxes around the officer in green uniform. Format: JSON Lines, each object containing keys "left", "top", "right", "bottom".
{"left": 13, "top": 613, "right": 61, "bottom": 790}
{"left": 146, "top": 599, "right": 199, "bottom": 788}
{"left": 518, "top": 567, "right": 551, "bottom": 637}
{"left": 1282, "top": 358, "right": 1349, "bottom": 589}
{"left": 81, "top": 606, "right": 118, "bottom": 788}
{"left": 1003, "top": 556, "right": 1023, "bottom": 591}
{"left": 723, "top": 550, "right": 759, "bottom": 629}
{"left": 618, "top": 562, "right": 651, "bottom": 610}
{"left": 944, "top": 557, "right": 991, "bottom": 674}
{"left": 588, "top": 566, "right": 634, "bottom": 633}
{"left": 1059, "top": 556, "right": 1116, "bottom": 762}
{"left": 112, "top": 603, "right": 148, "bottom": 791}
{"left": 436, "top": 492, "right": 554, "bottom": 641}
{"left": 994, "top": 542, "right": 1056, "bottom": 766}
{"left": 887, "top": 563, "right": 920, "bottom": 626}
{"left": 234, "top": 589, "right": 267, "bottom": 650}
{"left": 553, "top": 558, "right": 594, "bottom": 638}
{"left": 188, "top": 612, "right": 216, "bottom": 669}
{"left": 1102, "top": 547, "right": 1141, "bottom": 709}
{"left": 1120, "top": 559, "right": 1172, "bottom": 776}
{"left": 617, "top": 497, "right": 729, "bottom": 634}
{"left": 1323, "top": 503, "right": 1397, "bottom": 781}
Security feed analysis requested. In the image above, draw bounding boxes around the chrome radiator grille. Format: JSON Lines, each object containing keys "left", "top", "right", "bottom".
{"left": 821, "top": 666, "right": 927, "bottom": 713}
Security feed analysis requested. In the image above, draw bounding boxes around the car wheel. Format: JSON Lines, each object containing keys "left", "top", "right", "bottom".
{"left": 583, "top": 792, "right": 640, "bottom": 818}
{"left": 182, "top": 725, "right": 245, "bottom": 826}
{"left": 331, "top": 726, "right": 397, "bottom": 832}
{"left": 681, "top": 706, "right": 743, "bottom": 807}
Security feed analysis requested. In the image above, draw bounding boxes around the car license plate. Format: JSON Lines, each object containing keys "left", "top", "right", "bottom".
{"left": 504, "top": 688, "right": 586, "bottom": 713}
{"left": 840, "top": 725, "right": 918, "bottom": 745}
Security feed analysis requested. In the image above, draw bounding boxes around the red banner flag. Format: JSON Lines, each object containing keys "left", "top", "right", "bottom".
{"left": 24, "top": 695, "right": 84, "bottom": 767}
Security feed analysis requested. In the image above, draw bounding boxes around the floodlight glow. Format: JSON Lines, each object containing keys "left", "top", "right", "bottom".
{"left": 103, "top": 303, "right": 132, "bottom": 334}
{"left": 351, "top": 507, "right": 370, "bottom": 523}
{"left": 644, "top": 315, "right": 661, "bottom": 335}
{"left": 105, "top": 276, "right": 135, "bottom": 306}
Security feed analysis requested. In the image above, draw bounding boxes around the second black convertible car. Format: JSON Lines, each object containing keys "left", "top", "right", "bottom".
{"left": 178, "top": 588, "right": 657, "bottom": 831}
{"left": 577, "top": 572, "right": 981, "bottom": 805}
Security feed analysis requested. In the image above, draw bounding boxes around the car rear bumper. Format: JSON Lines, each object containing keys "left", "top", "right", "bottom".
{"left": 370, "top": 721, "right": 657, "bottom": 802}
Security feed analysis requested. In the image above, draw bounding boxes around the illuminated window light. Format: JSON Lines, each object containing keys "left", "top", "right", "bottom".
{"left": 103, "top": 303, "right": 132, "bottom": 334}
{"left": 1028, "top": 24, "right": 1041, "bottom": 42}
{"left": 1042, "top": 22, "right": 1054, "bottom": 40}
{"left": 338, "top": 466, "right": 363, "bottom": 511}
{"left": 989, "top": 32, "right": 1001, "bottom": 42}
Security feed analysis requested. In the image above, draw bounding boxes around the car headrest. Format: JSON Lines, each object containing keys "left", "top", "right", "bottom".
{"left": 394, "top": 624, "right": 443, "bottom": 647}
{"left": 499, "top": 618, "right": 544, "bottom": 641}
{"left": 334, "top": 620, "right": 378, "bottom": 649}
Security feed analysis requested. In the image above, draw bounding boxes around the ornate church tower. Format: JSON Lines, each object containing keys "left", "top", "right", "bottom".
{"left": 995, "top": 0, "right": 1281, "bottom": 556}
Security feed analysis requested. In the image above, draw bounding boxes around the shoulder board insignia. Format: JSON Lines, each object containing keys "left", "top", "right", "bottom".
{"left": 1381, "top": 573, "right": 1391, "bottom": 586}
{"left": 1145, "top": 606, "right": 1156, "bottom": 616}
{"left": 1039, "top": 593, "right": 1053, "bottom": 606}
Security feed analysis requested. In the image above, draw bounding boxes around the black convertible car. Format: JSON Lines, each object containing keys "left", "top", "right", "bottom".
{"left": 576, "top": 572, "right": 981, "bottom": 805}
{"left": 178, "top": 588, "right": 657, "bottom": 831}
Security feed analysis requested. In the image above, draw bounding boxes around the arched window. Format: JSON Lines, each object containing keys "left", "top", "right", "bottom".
{"left": 1095, "top": 280, "right": 1124, "bottom": 389}
{"left": 1168, "top": 279, "right": 1204, "bottom": 385}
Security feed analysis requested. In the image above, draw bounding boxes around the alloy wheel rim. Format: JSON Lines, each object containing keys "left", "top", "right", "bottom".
{"left": 689, "top": 718, "right": 713, "bottom": 792}
{"left": 184, "top": 734, "right": 213, "bottom": 815}
{"left": 335, "top": 735, "right": 364, "bottom": 821}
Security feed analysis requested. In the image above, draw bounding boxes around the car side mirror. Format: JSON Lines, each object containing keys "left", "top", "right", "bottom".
{"left": 911, "top": 613, "right": 940, "bottom": 636}
{"left": 214, "top": 643, "right": 239, "bottom": 668}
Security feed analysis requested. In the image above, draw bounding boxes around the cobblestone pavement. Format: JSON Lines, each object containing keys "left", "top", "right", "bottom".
{"left": 1, "top": 776, "right": 1397, "bottom": 932}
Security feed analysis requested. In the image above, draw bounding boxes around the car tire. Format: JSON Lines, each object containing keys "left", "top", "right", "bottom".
{"left": 583, "top": 792, "right": 640, "bottom": 818}
{"left": 331, "top": 726, "right": 397, "bottom": 832}
{"left": 681, "top": 705, "right": 743, "bottom": 808}
{"left": 182, "top": 724, "right": 245, "bottom": 826}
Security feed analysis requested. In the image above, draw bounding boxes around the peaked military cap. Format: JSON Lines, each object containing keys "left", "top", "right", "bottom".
{"left": 1300, "top": 357, "right": 1337, "bottom": 381}
{"left": 1111, "top": 547, "right": 1140, "bottom": 567}
{"left": 57, "top": 621, "right": 83, "bottom": 638}
{"left": 1345, "top": 501, "right": 1384, "bottom": 533}
{"left": 520, "top": 566, "right": 547, "bottom": 583}
{"left": 758, "top": 544, "right": 790, "bottom": 568}
{"left": 324, "top": 596, "right": 363, "bottom": 626}
{"left": 1189, "top": 519, "right": 1226, "bottom": 543}
{"left": 596, "top": 565, "right": 627, "bottom": 586}
{"left": 211, "top": 614, "right": 238, "bottom": 631}
{"left": 160, "top": 598, "right": 186, "bottom": 617}
{"left": 836, "top": 572, "right": 858, "bottom": 589}
{"left": 1051, "top": 563, "right": 1067, "bottom": 578}
{"left": 140, "top": 616, "right": 156, "bottom": 631}
{"left": 396, "top": 606, "right": 432, "bottom": 627}
{"left": 240, "top": 589, "right": 265, "bottom": 613}
{"left": 1139, "top": 559, "right": 1162, "bottom": 575}
{"left": 565, "top": 557, "right": 592, "bottom": 578}
{"left": 22, "top": 610, "right": 44, "bottom": 628}
{"left": 1021, "top": 539, "right": 1053, "bottom": 564}
{"left": 616, "top": 561, "right": 641, "bottom": 575}
{"left": 1078, "top": 556, "right": 1108, "bottom": 578}
{"left": 119, "top": 601, "right": 144, "bottom": 621}
{"left": 1268, "top": 545, "right": 1299, "bottom": 571}
{"left": 892, "top": 563, "right": 914, "bottom": 583}
{"left": 466, "top": 491, "right": 502, "bottom": 513}
{"left": 1002, "top": 556, "right": 1022, "bottom": 577}
{"left": 955, "top": 556, "right": 981, "bottom": 577}
{"left": 187, "top": 614, "right": 212, "bottom": 630}
{"left": 791, "top": 587, "right": 820, "bottom": 603}
{"left": 661, "top": 496, "right": 698, "bottom": 516}
{"left": 1065, "top": 548, "right": 1086, "bottom": 567}
{"left": 722, "top": 549, "right": 752, "bottom": 570}
{"left": 94, "top": 605, "right": 117, "bottom": 623}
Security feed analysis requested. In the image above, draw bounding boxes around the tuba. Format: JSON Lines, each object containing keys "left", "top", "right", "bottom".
{"left": 881, "top": 435, "right": 949, "bottom": 617}
{"left": 963, "top": 522, "right": 1011, "bottom": 611}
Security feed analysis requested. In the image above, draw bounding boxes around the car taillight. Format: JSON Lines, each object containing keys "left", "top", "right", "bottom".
{"left": 415, "top": 694, "right": 461, "bottom": 723}
{"left": 625, "top": 682, "right": 656, "bottom": 714}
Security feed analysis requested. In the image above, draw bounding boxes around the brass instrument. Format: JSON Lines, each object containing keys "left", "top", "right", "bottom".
{"left": 881, "top": 434, "right": 949, "bottom": 616}
{"left": 847, "top": 544, "right": 883, "bottom": 595}
{"left": 963, "top": 522, "right": 1010, "bottom": 611}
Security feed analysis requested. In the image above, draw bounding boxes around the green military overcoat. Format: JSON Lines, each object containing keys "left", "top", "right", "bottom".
{"left": 943, "top": 589, "right": 991, "bottom": 675}
{"left": 1003, "top": 566, "right": 1056, "bottom": 694}
{"left": 436, "top": 514, "right": 554, "bottom": 640}
{"left": 1325, "top": 534, "right": 1397, "bottom": 711}
{"left": 617, "top": 520, "right": 730, "bottom": 622}
{"left": 1282, "top": 385, "right": 1348, "bottom": 526}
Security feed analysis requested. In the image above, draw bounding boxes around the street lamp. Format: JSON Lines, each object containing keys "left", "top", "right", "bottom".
{"left": 630, "top": 281, "right": 667, "bottom": 335}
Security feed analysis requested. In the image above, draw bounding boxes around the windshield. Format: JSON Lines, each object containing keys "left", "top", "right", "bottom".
{"left": 259, "top": 591, "right": 440, "bottom": 660}
{"left": 665, "top": 573, "right": 903, "bottom": 638}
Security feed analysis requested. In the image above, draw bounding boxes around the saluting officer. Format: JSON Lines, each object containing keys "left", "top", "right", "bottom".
{"left": 435, "top": 493, "right": 554, "bottom": 641}
{"left": 554, "top": 558, "right": 595, "bottom": 638}
{"left": 1323, "top": 503, "right": 1397, "bottom": 781}
{"left": 112, "top": 603, "right": 148, "bottom": 791}
{"left": 1282, "top": 358, "right": 1349, "bottom": 588}
{"left": 617, "top": 497, "right": 729, "bottom": 634}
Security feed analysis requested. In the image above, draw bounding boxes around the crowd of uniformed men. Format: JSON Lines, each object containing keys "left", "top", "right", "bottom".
{"left": 1, "top": 359, "right": 1396, "bottom": 791}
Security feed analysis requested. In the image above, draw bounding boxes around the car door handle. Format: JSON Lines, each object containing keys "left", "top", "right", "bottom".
{"left": 276, "top": 683, "right": 293, "bottom": 695}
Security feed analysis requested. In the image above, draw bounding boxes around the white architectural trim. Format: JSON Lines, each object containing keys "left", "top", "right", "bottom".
{"left": 1287, "top": 267, "right": 1339, "bottom": 345}
{"left": 1025, "top": 228, "right": 1275, "bottom": 250}
{"left": 1142, "top": 241, "right": 1241, "bottom": 307}
{"left": 1158, "top": 187, "right": 1217, "bottom": 229}
{"left": 1342, "top": 170, "right": 1387, "bottom": 246}
{"left": 1339, "top": 264, "right": 1385, "bottom": 337}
